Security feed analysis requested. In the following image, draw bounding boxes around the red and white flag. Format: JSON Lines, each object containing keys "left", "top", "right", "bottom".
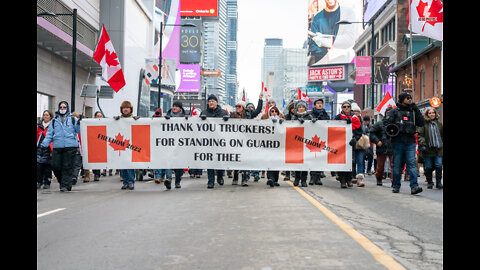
{"left": 376, "top": 92, "right": 397, "bottom": 116}
{"left": 408, "top": 0, "right": 443, "bottom": 41}
{"left": 298, "top": 88, "right": 311, "bottom": 102}
{"left": 93, "top": 25, "right": 126, "bottom": 92}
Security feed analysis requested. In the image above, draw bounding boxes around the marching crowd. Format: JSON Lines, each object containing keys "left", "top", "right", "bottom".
{"left": 37, "top": 91, "right": 443, "bottom": 195}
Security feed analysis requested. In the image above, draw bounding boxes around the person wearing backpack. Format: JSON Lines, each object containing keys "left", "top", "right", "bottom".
{"left": 40, "top": 101, "right": 81, "bottom": 192}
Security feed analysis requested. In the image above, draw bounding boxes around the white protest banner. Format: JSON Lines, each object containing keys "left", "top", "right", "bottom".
{"left": 80, "top": 118, "right": 352, "bottom": 171}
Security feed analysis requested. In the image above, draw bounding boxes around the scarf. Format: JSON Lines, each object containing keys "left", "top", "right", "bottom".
{"left": 428, "top": 121, "right": 443, "bottom": 149}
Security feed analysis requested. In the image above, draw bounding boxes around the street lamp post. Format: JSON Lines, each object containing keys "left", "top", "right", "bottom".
{"left": 336, "top": 19, "right": 375, "bottom": 110}
{"left": 157, "top": 22, "right": 196, "bottom": 111}
{"left": 37, "top": 9, "right": 78, "bottom": 112}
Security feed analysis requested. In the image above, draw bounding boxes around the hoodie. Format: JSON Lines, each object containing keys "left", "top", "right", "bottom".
{"left": 41, "top": 101, "right": 80, "bottom": 149}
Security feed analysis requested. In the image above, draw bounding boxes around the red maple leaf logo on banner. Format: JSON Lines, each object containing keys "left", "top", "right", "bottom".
{"left": 105, "top": 49, "right": 120, "bottom": 67}
{"left": 109, "top": 133, "right": 129, "bottom": 156}
{"left": 306, "top": 134, "right": 326, "bottom": 158}
{"left": 416, "top": 0, "right": 443, "bottom": 31}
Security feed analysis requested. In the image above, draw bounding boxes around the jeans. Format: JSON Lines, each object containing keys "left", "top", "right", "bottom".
{"left": 154, "top": 169, "right": 172, "bottom": 180}
{"left": 120, "top": 169, "right": 135, "bottom": 185}
{"left": 355, "top": 149, "right": 365, "bottom": 175}
{"left": 207, "top": 169, "right": 224, "bottom": 186}
{"left": 423, "top": 155, "right": 443, "bottom": 171}
{"left": 392, "top": 142, "right": 418, "bottom": 188}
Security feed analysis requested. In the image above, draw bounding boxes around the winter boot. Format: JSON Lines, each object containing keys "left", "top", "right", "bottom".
{"left": 293, "top": 178, "right": 299, "bottom": 186}
{"left": 340, "top": 178, "right": 347, "bottom": 188}
{"left": 241, "top": 173, "right": 248, "bottom": 186}
{"left": 425, "top": 168, "right": 434, "bottom": 189}
{"left": 232, "top": 173, "right": 238, "bottom": 185}
{"left": 164, "top": 179, "right": 172, "bottom": 190}
{"left": 435, "top": 167, "right": 443, "bottom": 189}
{"left": 356, "top": 174, "right": 365, "bottom": 187}
{"left": 175, "top": 179, "right": 181, "bottom": 189}
{"left": 309, "top": 174, "right": 315, "bottom": 185}
{"left": 376, "top": 177, "right": 383, "bottom": 186}
{"left": 267, "top": 178, "right": 274, "bottom": 187}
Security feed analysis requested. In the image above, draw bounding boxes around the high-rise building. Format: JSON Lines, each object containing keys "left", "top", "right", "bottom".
{"left": 274, "top": 48, "right": 308, "bottom": 107}
{"left": 202, "top": 0, "right": 227, "bottom": 105}
{"left": 225, "top": 0, "right": 238, "bottom": 107}
{"left": 261, "top": 38, "right": 283, "bottom": 103}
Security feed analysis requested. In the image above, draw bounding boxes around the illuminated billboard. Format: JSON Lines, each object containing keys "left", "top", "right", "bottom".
{"left": 180, "top": 0, "right": 218, "bottom": 17}
{"left": 307, "top": 0, "right": 364, "bottom": 66}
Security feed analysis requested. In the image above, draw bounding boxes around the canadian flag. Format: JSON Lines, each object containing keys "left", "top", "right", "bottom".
{"left": 376, "top": 92, "right": 397, "bottom": 116}
{"left": 93, "top": 25, "right": 126, "bottom": 92}
{"left": 191, "top": 107, "right": 201, "bottom": 116}
{"left": 408, "top": 0, "right": 443, "bottom": 41}
{"left": 298, "top": 88, "right": 311, "bottom": 102}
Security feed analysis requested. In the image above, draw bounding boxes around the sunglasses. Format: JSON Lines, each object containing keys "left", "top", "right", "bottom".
{"left": 59, "top": 106, "right": 67, "bottom": 109}
{"left": 406, "top": 96, "right": 412, "bottom": 100}
{"left": 342, "top": 105, "right": 351, "bottom": 108}
{"left": 235, "top": 105, "right": 243, "bottom": 108}
{"left": 270, "top": 110, "right": 279, "bottom": 113}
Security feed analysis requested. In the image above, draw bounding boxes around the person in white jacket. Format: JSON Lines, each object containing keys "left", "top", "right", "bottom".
{"left": 308, "top": 0, "right": 357, "bottom": 66}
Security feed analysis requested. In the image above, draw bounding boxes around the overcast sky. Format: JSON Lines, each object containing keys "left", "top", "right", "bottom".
{"left": 236, "top": 0, "right": 308, "bottom": 102}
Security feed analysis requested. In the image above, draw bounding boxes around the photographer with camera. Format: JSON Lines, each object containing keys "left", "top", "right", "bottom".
{"left": 384, "top": 93, "right": 425, "bottom": 194}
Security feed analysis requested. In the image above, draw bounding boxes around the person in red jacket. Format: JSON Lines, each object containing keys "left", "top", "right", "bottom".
{"left": 37, "top": 110, "right": 54, "bottom": 189}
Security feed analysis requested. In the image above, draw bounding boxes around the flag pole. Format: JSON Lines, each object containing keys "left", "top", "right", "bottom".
{"left": 408, "top": 1, "right": 415, "bottom": 101}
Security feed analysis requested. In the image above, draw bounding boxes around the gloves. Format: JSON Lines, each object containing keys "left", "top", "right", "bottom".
{"left": 222, "top": 115, "right": 229, "bottom": 121}
{"left": 133, "top": 116, "right": 140, "bottom": 120}
{"left": 271, "top": 118, "right": 277, "bottom": 123}
{"left": 312, "top": 118, "right": 317, "bottom": 123}
{"left": 113, "top": 116, "right": 120, "bottom": 120}
{"left": 185, "top": 116, "right": 189, "bottom": 120}
{"left": 298, "top": 118, "right": 304, "bottom": 124}
{"left": 164, "top": 115, "right": 170, "bottom": 120}
{"left": 200, "top": 115, "right": 207, "bottom": 120}
{"left": 349, "top": 137, "right": 357, "bottom": 146}
{"left": 279, "top": 118, "right": 284, "bottom": 124}
{"left": 345, "top": 117, "right": 352, "bottom": 124}
{"left": 419, "top": 145, "right": 427, "bottom": 153}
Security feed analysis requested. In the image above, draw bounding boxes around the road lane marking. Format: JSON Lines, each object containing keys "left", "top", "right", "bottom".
{"left": 37, "top": 208, "right": 66, "bottom": 218}
{"left": 286, "top": 180, "right": 406, "bottom": 270}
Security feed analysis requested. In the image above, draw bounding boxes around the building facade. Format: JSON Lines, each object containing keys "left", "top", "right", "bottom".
{"left": 224, "top": 0, "right": 238, "bottom": 107}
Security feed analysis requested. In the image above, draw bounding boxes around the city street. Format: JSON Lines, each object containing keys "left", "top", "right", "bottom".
{"left": 37, "top": 172, "right": 443, "bottom": 270}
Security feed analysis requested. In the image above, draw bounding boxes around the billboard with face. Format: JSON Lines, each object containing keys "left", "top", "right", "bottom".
{"left": 307, "top": 0, "right": 364, "bottom": 66}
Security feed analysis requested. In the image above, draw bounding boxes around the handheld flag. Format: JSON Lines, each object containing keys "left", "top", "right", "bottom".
{"left": 376, "top": 92, "right": 397, "bottom": 116}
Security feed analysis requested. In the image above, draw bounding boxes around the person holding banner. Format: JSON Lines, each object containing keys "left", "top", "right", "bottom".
{"left": 230, "top": 92, "right": 264, "bottom": 186}
{"left": 151, "top": 108, "right": 172, "bottom": 186}
{"left": 292, "top": 100, "right": 313, "bottom": 187}
{"left": 333, "top": 100, "right": 361, "bottom": 188}
{"left": 265, "top": 106, "right": 285, "bottom": 188}
{"left": 114, "top": 100, "right": 140, "bottom": 190}
{"left": 37, "top": 110, "right": 54, "bottom": 189}
{"left": 40, "top": 101, "right": 81, "bottom": 192}
{"left": 164, "top": 101, "right": 187, "bottom": 189}
{"left": 309, "top": 98, "right": 330, "bottom": 186}
{"left": 200, "top": 94, "right": 229, "bottom": 189}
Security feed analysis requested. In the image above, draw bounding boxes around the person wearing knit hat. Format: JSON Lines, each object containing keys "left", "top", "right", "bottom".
{"left": 292, "top": 100, "right": 312, "bottom": 187}
{"left": 164, "top": 101, "right": 186, "bottom": 189}
{"left": 207, "top": 94, "right": 218, "bottom": 103}
{"left": 309, "top": 97, "right": 330, "bottom": 186}
{"left": 384, "top": 92, "right": 425, "bottom": 195}
{"left": 115, "top": 100, "right": 138, "bottom": 190}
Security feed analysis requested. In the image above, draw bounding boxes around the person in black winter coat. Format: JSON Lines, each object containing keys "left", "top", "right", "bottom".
{"left": 383, "top": 92, "right": 425, "bottom": 194}
{"left": 164, "top": 101, "right": 186, "bottom": 189}
{"left": 200, "top": 94, "right": 229, "bottom": 189}
{"left": 37, "top": 110, "right": 54, "bottom": 189}
{"left": 229, "top": 92, "right": 264, "bottom": 186}
{"left": 292, "top": 100, "right": 312, "bottom": 187}
{"left": 308, "top": 98, "right": 330, "bottom": 185}
{"left": 369, "top": 106, "right": 393, "bottom": 186}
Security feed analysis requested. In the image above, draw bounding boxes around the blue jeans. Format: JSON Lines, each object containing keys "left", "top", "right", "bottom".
{"left": 120, "top": 169, "right": 135, "bottom": 185}
{"left": 154, "top": 169, "right": 172, "bottom": 180}
{"left": 392, "top": 142, "right": 418, "bottom": 188}
{"left": 355, "top": 149, "right": 365, "bottom": 175}
{"left": 423, "top": 155, "right": 443, "bottom": 171}
{"left": 207, "top": 169, "right": 224, "bottom": 186}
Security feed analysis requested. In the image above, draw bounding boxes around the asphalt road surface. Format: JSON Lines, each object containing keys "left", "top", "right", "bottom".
{"left": 37, "top": 171, "right": 443, "bottom": 270}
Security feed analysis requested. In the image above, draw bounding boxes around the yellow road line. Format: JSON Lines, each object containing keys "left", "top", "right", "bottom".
{"left": 286, "top": 180, "right": 406, "bottom": 270}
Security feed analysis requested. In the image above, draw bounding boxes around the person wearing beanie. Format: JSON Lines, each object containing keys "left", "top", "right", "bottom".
{"left": 349, "top": 102, "right": 367, "bottom": 187}
{"left": 384, "top": 92, "right": 425, "bottom": 194}
{"left": 40, "top": 101, "right": 81, "bottom": 192}
{"left": 309, "top": 98, "right": 330, "bottom": 186}
{"left": 114, "top": 100, "right": 139, "bottom": 190}
{"left": 200, "top": 94, "right": 229, "bottom": 188}
{"left": 230, "top": 90, "right": 264, "bottom": 186}
{"left": 263, "top": 106, "right": 285, "bottom": 188}
{"left": 292, "top": 100, "right": 312, "bottom": 187}
{"left": 164, "top": 101, "right": 186, "bottom": 189}
{"left": 333, "top": 100, "right": 362, "bottom": 188}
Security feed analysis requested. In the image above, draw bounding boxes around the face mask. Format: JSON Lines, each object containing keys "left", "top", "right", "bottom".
{"left": 59, "top": 109, "right": 67, "bottom": 114}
